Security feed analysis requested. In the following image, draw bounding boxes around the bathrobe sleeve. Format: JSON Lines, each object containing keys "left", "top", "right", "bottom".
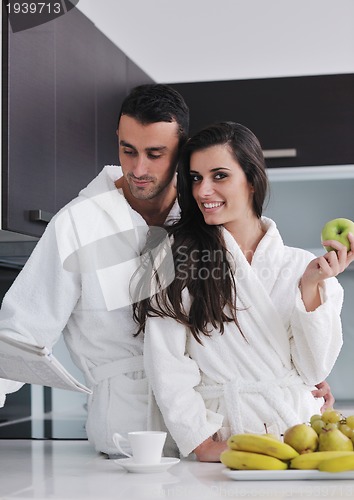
{"left": 144, "top": 314, "right": 224, "bottom": 457}
{"left": 289, "top": 275, "right": 344, "bottom": 386}
{"left": 0, "top": 213, "right": 82, "bottom": 405}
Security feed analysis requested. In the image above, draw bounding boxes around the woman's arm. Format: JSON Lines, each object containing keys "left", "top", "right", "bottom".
{"left": 144, "top": 315, "right": 224, "bottom": 458}
{"left": 289, "top": 235, "right": 354, "bottom": 385}
{"left": 299, "top": 234, "right": 354, "bottom": 312}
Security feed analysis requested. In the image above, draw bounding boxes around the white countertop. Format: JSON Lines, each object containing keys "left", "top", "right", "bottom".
{"left": 1, "top": 440, "right": 354, "bottom": 499}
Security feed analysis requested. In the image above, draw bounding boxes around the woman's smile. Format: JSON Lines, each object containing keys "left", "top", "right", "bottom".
{"left": 202, "top": 201, "right": 225, "bottom": 211}
{"left": 190, "top": 144, "right": 255, "bottom": 232}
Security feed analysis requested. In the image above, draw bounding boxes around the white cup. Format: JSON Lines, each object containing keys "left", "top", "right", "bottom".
{"left": 113, "top": 431, "right": 167, "bottom": 464}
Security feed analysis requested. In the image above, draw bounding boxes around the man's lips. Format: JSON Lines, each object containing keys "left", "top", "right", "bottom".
{"left": 130, "top": 177, "right": 153, "bottom": 187}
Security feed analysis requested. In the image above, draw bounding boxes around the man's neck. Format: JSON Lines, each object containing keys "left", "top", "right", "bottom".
{"left": 115, "top": 177, "right": 177, "bottom": 227}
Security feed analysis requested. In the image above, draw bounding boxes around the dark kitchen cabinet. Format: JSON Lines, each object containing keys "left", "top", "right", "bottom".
{"left": 3, "top": 20, "right": 56, "bottom": 237}
{"left": 54, "top": 8, "right": 97, "bottom": 212}
{"left": 1, "top": 8, "right": 154, "bottom": 238}
{"left": 95, "top": 30, "right": 127, "bottom": 169}
{"left": 170, "top": 74, "right": 354, "bottom": 168}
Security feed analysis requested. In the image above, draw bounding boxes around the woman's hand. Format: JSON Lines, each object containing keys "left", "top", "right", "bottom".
{"left": 299, "top": 233, "right": 354, "bottom": 311}
{"left": 193, "top": 436, "right": 228, "bottom": 462}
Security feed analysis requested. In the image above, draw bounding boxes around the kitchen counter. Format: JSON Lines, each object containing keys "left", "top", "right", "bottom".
{"left": 0, "top": 440, "right": 354, "bottom": 499}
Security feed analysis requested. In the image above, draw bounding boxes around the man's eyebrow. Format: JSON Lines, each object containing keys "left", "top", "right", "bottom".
{"left": 147, "top": 146, "right": 167, "bottom": 152}
{"left": 120, "top": 140, "right": 136, "bottom": 149}
{"left": 119, "top": 140, "right": 167, "bottom": 152}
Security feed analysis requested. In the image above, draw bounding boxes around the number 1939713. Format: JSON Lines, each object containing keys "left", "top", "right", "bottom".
{"left": 6, "top": 3, "right": 62, "bottom": 15}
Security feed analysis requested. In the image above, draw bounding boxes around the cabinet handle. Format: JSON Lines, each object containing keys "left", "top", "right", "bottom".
{"left": 263, "top": 148, "right": 297, "bottom": 159}
{"left": 29, "top": 210, "right": 54, "bottom": 223}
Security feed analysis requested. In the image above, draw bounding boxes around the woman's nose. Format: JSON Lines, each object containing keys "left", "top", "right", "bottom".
{"left": 198, "top": 179, "right": 214, "bottom": 197}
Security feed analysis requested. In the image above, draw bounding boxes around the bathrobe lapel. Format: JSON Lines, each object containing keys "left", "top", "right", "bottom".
{"left": 222, "top": 219, "right": 292, "bottom": 370}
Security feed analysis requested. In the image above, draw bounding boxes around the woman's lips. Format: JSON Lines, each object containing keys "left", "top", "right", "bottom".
{"left": 202, "top": 201, "right": 225, "bottom": 212}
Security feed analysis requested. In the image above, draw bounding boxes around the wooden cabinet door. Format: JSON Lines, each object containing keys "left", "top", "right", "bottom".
{"left": 54, "top": 9, "right": 97, "bottom": 212}
{"left": 171, "top": 74, "right": 354, "bottom": 168}
{"left": 3, "top": 21, "right": 56, "bottom": 237}
{"left": 2, "top": 9, "right": 156, "bottom": 239}
{"left": 95, "top": 29, "right": 127, "bottom": 169}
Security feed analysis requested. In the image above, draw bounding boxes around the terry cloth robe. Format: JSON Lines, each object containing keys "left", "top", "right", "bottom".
{"left": 144, "top": 217, "right": 344, "bottom": 457}
{"left": 0, "top": 165, "right": 179, "bottom": 456}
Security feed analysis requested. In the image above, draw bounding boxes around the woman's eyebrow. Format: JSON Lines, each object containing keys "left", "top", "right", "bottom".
{"left": 190, "top": 167, "right": 231, "bottom": 173}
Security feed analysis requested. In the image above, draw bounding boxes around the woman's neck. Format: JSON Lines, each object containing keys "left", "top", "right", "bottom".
{"left": 225, "top": 217, "right": 265, "bottom": 264}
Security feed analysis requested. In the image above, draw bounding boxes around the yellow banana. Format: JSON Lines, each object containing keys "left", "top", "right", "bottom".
{"left": 318, "top": 454, "right": 354, "bottom": 473}
{"left": 227, "top": 433, "right": 298, "bottom": 461}
{"left": 220, "top": 449, "right": 288, "bottom": 470}
{"left": 290, "top": 451, "right": 354, "bottom": 470}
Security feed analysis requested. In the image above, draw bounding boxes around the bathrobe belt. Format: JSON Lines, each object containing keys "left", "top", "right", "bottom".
{"left": 90, "top": 355, "right": 144, "bottom": 384}
{"left": 195, "top": 369, "right": 305, "bottom": 434}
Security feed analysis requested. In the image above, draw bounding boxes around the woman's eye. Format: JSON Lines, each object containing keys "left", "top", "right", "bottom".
{"left": 148, "top": 154, "right": 162, "bottom": 160}
{"left": 215, "top": 172, "right": 227, "bottom": 180}
{"left": 123, "top": 149, "right": 135, "bottom": 155}
{"left": 190, "top": 175, "right": 201, "bottom": 182}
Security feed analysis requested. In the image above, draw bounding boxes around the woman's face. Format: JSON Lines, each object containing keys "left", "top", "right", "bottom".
{"left": 190, "top": 144, "right": 255, "bottom": 229}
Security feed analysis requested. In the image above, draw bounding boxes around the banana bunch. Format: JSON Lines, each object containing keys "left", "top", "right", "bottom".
{"left": 228, "top": 433, "right": 299, "bottom": 460}
{"left": 221, "top": 449, "right": 287, "bottom": 471}
{"left": 319, "top": 454, "right": 354, "bottom": 473}
{"left": 220, "top": 432, "right": 354, "bottom": 472}
{"left": 220, "top": 433, "right": 298, "bottom": 471}
{"left": 290, "top": 450, "right": 354, "bottom": 471}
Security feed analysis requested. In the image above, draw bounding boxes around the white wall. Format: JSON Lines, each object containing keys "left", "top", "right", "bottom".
{"left": 265, "top": 168, "right": 354, "bottom": 401}
{"left": 77, "top": 0, "right": 354, "bottom": 83}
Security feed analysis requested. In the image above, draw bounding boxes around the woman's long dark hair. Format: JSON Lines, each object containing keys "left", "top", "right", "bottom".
{"left": 132, "top": 122, "right": 269, "bottom": 343}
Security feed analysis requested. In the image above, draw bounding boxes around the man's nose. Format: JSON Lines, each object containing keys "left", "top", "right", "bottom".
{"left": 132, "top": 156, "right": 148, "bottom": 178}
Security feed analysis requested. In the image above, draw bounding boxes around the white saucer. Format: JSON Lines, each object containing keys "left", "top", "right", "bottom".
{"left": 114, "top": 457, "right": 180, "bottom": 474}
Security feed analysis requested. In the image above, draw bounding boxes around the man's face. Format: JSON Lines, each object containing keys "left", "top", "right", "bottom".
{"left": 117, "top": 115, "right": 180, "bottom": 200}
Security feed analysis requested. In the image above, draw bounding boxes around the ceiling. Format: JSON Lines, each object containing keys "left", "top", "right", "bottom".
{"left": 77, "top": 0, "right": 354, "bottom": 84}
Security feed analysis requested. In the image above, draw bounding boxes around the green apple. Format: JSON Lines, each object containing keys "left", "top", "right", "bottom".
{"left": 321, "top": 218, "right": 354, "bottom": 252}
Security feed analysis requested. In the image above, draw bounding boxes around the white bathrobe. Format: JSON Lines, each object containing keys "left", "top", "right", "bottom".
{"left": 144, "top": 218, "right": 344, "bottom": 457}
{"left": 0, "top": 165, "right": 179, "bottom": 455}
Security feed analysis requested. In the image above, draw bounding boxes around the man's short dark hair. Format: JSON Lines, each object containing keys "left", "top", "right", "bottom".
{"left": 118, "top": 84, "right": 189, "bottom": 148}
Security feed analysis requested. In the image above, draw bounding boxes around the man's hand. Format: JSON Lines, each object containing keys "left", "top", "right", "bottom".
{"left": 312, "top": 380, "right": 335, "bottom": 412}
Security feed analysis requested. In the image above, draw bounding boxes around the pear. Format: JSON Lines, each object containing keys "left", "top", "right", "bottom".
{"left": 283, "top": 424, "right": 318, "bottom": 454}
{"left": 318, "top": 427, "right": 354, "bottom": 452}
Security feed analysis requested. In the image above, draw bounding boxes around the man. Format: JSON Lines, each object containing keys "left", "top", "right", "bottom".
{"left": 0, "top": 84, "right": 333, "bottom": 457}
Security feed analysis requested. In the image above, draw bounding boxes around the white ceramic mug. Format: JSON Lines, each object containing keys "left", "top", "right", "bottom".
{"left": 113, "top": 431, "right": 167, "bottom": 464}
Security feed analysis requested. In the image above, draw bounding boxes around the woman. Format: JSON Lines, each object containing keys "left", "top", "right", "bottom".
{"left": 133, "top": 122, "right": 353, "bottom": 462}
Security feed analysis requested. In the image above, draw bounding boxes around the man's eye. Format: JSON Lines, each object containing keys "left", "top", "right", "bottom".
{"left": 123, "top": 149, "right": 135, "bottom": 155}
{"left": 148, "top": 153, "right": 162, "bottom": 159}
